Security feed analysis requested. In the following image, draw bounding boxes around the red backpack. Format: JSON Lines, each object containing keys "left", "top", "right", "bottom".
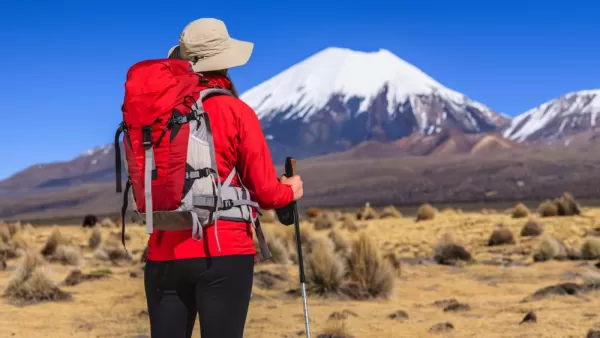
{"left": 113, "top": 58, "right": 271, "bottom": 258}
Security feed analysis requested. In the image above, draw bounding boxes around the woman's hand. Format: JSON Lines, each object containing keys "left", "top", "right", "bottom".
{"left": 280, "top": 175, "right": 304, "bottom": 201}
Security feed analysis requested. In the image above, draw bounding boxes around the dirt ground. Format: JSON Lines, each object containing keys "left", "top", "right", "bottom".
{"left": 1, "top": 206, "right": 600, "bottom": 338}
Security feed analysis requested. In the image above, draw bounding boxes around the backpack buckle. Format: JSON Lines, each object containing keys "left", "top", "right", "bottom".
{"left": 221, "top": 199, "right": 234, "bottom": 210}
{"left": 142, "top": 126, "right": 152, "bottom": 149}
{"left": 202, "top": 168, "right": 212, "bottom": 178}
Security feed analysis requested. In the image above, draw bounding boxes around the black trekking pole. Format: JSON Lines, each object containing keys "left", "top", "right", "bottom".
{"left": 284, "top": 157, "right": 311, "bottom": 338}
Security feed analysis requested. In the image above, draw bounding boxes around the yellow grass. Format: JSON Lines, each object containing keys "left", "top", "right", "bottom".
{"left": 1, "top": 208, "right": 600, "bottom": 337}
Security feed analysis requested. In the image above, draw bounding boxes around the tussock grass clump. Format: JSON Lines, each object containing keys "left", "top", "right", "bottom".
{"left": 41, "top": 228, "right": 71, "bottom": 257}
{"left": 93, "top": 238, "right": 132, "bottom": 263}
{"left": 345, "top": 233, "right": 394, "bottom": 300}
{"left": 379, "top": 205, "right": 402, "bottom": 219}
{"left": 581, "top": 237, "right": 600, "bottom": 260}
{"left": 316, "top": 319, "right": 355, "bottom": 338}
{"left": 306, "top": 207, "right": 325, "bottom": 218}
{"left": 3, "top": 250, "right": 71, "bottom": 305}
{"left": 356, "top": 206, "right": 377, "bottom": 220}
{"left": 99, "top": 217, "right": 117, "bottom": 228}
{"left": 265, "top": 234, "right": 289, "bottom": 264}
{"left": 512, "top": 203, "right": 530, "bottom": 219}
{"left": 533, "top": 236, "right": 567, "bottom": 262}
{"left": 7, "top": 222, "right": 22, "bottom": 237}
{"left": 10, "top": 231, "right": 29, "bottom": 251}
{"left": 538, "top": 200, "right": 558, "bottom": 217}
{"left": 88, "top": 227, "right": 102, "bottom": 249}
{"left": 258, "top": 209, "right": 277, "bottom": 223}
{"left": 556, "top": 192, "right": 581, "bottom": 216}
{"left": 538, "top": 193, "right": 582, "bottom": 217}
{"left": 521, "top": 219, "right": 544, "bottom": 237}
{"left": 314, "top": 213, "right": 335, "bottom": 231}
{"left": 328, "top": 229, "right": 350, "bottom": 257}
{"left": 52, "top": 245, "right": 82, "bottom": 266}
{"left": 416, "top": 204, "right": 437, "bottom": 222}
{"left": 383, "top": 252, "right": 402, "bottom": 276}
{"left": 488, "top": 226, "right": 516, "bottom": 246}
{"left": 305, "top": 237, "right": 346, "bottom": 298}
{"left": 340, "top": 217, "right": 360, "bottom": 232}
{"left": 433, "top": 233, "right": 472, "bottom": 265}
{"left": 0, "top": 224, "right": 11, "bottom": 243}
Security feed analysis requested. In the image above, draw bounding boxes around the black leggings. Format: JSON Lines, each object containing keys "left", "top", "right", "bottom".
{"left": 144, "top": 255, "right": 254, "bottom": 338}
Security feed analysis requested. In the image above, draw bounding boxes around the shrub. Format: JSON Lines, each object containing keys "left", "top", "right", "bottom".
{"left": 93, "top": 238, "right": 132, "bottom": 262}
{"left": 581, "top": 237, "right": 600, "bottom": 260}
{"left": 356, "top": 206, "right": 377, "bottom": 220}
{"left": 379, "top": 205, "right": 402, "bottom": 219}
{"left": 3, "top": 250, "right": 71, "bottom": 305}
{"left": 488, "top": 226, "right": 515, "bottom": 246}
{"left": 99, "top": 217, "right": 116, "bottom": 228}
{"left": 416, "top": 204, "right": 437, "bottom": 222}
{"left": 314, "top": 213, "right": 335, "bottom": 231}
{"left": 306, "top": 207, "right": 324, "bottom": 218}
{"left": 512, "top": 203, "right": 530, "bottom": 219}
{"left": 556, "top": 192, "right": 581, "bottom": 216}
{"left": 7, "top": 222, "right": 22, "bottom": 236}
{"left": 258, "top": 209, "right": 277, "bottom": 223}
{"left": 41, "top": 228, "right": 71, "bottom": 257}
{"left": 345, "top": 233, "right": 394, "bottom": 300}
{"left": 0, "top": 224, "right": 10, "bottom": 243}
{"left": 316, "top": 319, "right": 355, "bottom": 338}
{"left": 52, "top": 245, "right": 82, "bottom": 266}
{"left": 340, "top": 217, "right": 359, "bottom": 232}
{"left": 305, "top": 237, "right": 346, "bottom": 298}
{"left": 533, "top": 236, "right": 566, "bottom": 262}
{"left": 265, "top": 234, "right": 289, "bottom": 264}
{"left": 520, "top": 219, "right": 544, "bottom": 237}
{"left": 328, "top": 229, "right": 350, "bottom": 256}
{"left": 433, "top": 233, "right": 472, "bottom": 265}
{"left": 538, "top": 200, "right": 558, "bottom": 217}
{"left": 88, "top": 227, "right": 102, "bottom": 249}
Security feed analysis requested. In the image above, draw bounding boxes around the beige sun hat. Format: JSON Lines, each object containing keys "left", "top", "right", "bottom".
{"left": 168, "top": 18, "right": 253, "bottom": 72}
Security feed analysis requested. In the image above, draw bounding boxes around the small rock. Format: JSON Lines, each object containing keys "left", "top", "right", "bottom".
{"left": 432, "top": 298, "right": 459, "bottom": 308}
{"left": 329, "top": 309, "right": 359, "bottom": 320}
{"left": 443, "top": 301, "right": 471, "bottom": 312}
{"left": 388, "top": 310, "right": 409, "bottom": 320}
{"left": 129, "top": 271, "right": 140, "bottom": 278}
{"left": 429, "top": 322, "right": 454, "bottom": 333}
{"left": 519, "top": 311, "right": 537, "bottom": 324}
{"left": 587, "top": 329, "right": 600, "bottom": 338}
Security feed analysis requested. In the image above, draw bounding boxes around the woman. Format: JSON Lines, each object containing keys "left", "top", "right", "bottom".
{"left": 144, "top": 18, "right": 304, "bottom": 338}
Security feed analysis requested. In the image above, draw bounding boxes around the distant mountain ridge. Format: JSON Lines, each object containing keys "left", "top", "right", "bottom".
{"left": 2, "top": 47, "right": 600, "bottom": 221}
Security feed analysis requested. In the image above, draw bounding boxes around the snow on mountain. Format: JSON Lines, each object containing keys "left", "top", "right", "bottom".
{"left": 240, "top": 47, "right": 509, "bottom": 162}
{"left": 503, "top": 89, "right": 600, "bottom": 142}
{"left": 242, "top": 47, "right": 501, "bottom": 126}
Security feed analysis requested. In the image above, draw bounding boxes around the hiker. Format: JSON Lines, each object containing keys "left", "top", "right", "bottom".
{"left": 141, "top": 18, "right": 304, "bottom": 338}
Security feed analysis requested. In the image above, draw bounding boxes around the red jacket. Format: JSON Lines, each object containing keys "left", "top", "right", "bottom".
{"left": 146, "top": 74, "right": 293, "bottom": 261}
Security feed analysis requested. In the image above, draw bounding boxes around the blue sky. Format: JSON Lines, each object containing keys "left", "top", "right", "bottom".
{"left": 0, "top": 0, "right": 599, "bottom": 179}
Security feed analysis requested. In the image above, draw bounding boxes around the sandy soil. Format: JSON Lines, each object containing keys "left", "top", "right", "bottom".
{"left": 1, "top": 207, "right": 600, "bottom": 338}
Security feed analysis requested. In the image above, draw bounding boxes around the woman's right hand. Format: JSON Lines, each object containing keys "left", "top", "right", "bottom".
{"left": 280, "top": 175, "right": 304, "bottom": 201}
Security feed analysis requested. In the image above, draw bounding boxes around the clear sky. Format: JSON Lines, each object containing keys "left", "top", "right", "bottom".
{"left": 0, "top": 0, "right": 599, "bottom": 179}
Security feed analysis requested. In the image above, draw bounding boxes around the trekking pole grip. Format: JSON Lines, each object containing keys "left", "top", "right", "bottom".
{"left": 284, "top": 157, "right": 296, "bottom": 177}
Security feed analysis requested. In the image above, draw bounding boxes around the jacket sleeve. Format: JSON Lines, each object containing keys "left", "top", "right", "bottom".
{"left": 235, "top": 100, "right": 294, "bottom": 210}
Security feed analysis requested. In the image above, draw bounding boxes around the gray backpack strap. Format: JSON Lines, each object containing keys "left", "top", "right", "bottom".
{"left": 189, "top": 87, "right": 234, "bottom": 251}
{"left": 142, "top": 127, "right": 156, "bottom": 234}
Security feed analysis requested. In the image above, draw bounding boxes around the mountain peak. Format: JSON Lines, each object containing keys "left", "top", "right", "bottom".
{"left": 503, "top": 89, "right": 600, "bottom": 142}
{"left": 241, "top": 46, "right": 476, "bottom": 122}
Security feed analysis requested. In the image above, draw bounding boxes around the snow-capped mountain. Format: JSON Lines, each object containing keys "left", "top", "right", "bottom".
{"left": 503, "top": 90, "right": 600, "bottom": 142}
{"left": 241, "top": 47, "right": 510, "bottom": 161}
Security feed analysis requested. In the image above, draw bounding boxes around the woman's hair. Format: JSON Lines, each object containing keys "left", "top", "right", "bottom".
{"left": 205, "top": 69, "right": 239, "bottom": 98}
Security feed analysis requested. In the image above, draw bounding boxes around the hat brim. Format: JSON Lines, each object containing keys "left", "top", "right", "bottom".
{"left": 167, "top": 38, "right": 253, "bottom": 72}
